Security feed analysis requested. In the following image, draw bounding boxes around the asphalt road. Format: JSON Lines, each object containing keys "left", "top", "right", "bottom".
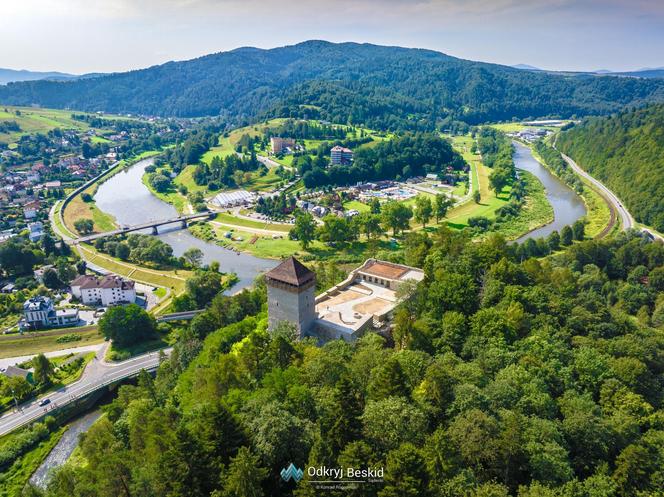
{"left": 0, "top": 347, "right": 171, "bottom": 436}
{"left": 559, "top": 151, "right": 634, "bottom": 231}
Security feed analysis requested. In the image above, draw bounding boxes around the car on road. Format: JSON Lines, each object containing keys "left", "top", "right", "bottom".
{"left": 39, "top": 398, "right": 51, "bottom": 407}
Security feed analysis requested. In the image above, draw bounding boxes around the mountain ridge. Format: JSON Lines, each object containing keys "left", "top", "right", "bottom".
{"left": 1, "top": 40, "right": 664, "bottom": 128}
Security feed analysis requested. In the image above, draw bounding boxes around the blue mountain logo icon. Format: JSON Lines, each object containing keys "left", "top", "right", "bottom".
{"left": 281, "top": 463, "right": 304, "bottom": 482}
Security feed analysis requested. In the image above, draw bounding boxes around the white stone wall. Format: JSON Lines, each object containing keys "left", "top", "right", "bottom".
{"left": 267, "top": 282, "right": 316, "bottom": 336}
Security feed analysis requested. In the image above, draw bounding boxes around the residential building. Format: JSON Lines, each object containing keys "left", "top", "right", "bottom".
{"left": 33, "top": 265, "right": 55, "bottom": 284}
{"left": 2, "top": 366, "right": 32, "bottom": 382}
{"left": 22, "top": 296, "right": 79, "bottom": 329}
{"left": 270, "top": 137, "right": 296, "bottom": 155}
{"left": 330, "top": 146, "right": 353, "bottom": 166}
{"left": 27, "top": 221, "right": 44, "bottom": 242}
{"left": 70, "top": 274, "right": 136, "bottom": 306}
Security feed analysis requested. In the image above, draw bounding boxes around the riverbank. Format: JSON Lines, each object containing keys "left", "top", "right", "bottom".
{"left": 61, "top": 150, "right": 162, "bottom": 236}
{"left": 529, "top": 141, "right": 612, "bottom": 238}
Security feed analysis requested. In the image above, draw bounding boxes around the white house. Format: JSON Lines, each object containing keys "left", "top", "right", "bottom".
{"left": 22, "top": 296, "right": 79, "bottom": 329}
{"left": 70, "top": 274, "right": 136, "bottom": 306}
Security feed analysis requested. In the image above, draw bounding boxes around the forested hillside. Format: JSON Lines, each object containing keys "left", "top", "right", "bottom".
{"left": 557, "top": 104, "right": 664, "bottom": 231}
{"left": 32, "top": 230, "right": 664, "bottom": 497}
{"left": 2, "top": 41, "right": 664, "bottom": 129}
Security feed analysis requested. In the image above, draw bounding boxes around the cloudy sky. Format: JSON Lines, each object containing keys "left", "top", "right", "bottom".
{"left": 1, "top": 0, "right": 663, "bottom": 74}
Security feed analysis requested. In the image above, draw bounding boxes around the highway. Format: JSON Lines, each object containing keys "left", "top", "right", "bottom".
{"left": 0, "top": 347, "right": 171, "bottom": 436}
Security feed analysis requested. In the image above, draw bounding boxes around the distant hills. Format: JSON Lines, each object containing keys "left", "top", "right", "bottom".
{"left": 0, "top": 68, "right": 79, "bottom": 85}
{"left": 1, "top": 41, "right": 664, "bottom": 129}
{"left": 513, "top": 63, "right": 664, "bottom": 79}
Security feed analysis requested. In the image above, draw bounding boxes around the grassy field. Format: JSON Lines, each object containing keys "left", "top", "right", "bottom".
{"left": 0, "top": 327, "right": 104, "bottom": 359}
{"left": 63, "top": 183, "right": 117, "bottom": 234}
{"left": 0, "top": 106, "right": 136, "bottom": 145}
{"left": 173, "top": 165, "right": 208, "bottom": 195}
{"left": 76, "top": 244, "right": 190, "bottom": 296}
{"left": 214, "top": 213, "right": 292, "bottom": 232}
{"left": 0, "top": 427, "right": 66, "bottom": 497}
{"left": 342, "top": 200, "right": 371, "bottom": 213}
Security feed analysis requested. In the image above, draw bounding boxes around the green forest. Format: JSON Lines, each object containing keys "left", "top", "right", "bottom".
{"left": 23, "top": 229, "right": 664, "bottom": 497}
{"left": 557, "top": 104, "right": 664, "bottom": 231}
{"left": 2, "top": 41, "right": 664, "bottom": 128}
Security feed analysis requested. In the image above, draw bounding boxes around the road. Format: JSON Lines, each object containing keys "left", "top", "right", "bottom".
{"left": 559, "top": 151, "right": 634, "bottom": 231}
{"left": 0, "top": 346, "right": 171, "bottom": 436}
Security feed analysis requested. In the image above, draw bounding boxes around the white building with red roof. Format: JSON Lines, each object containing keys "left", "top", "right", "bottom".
{"left": 70, "top": 274, "right": 136, "bottom": 306}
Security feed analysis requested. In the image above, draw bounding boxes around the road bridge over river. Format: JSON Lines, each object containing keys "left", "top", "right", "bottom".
{"left": 69, "top": 211, "right": 215, "bottom": 245}
{"left": 0, "top": 348, "right": 171, "bottom": 436}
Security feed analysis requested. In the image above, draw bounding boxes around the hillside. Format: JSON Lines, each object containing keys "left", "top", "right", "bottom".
{"left": 0, "top": 68, "right": 77, "bottom": 85}
{"left": 1, "top": 41, "right": 664, "bottom": 129}
{"left": 557, "top": 104, "right": 664, "bottom": 231}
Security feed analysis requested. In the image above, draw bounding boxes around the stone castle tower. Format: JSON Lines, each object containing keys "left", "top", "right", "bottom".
{"left": 265, "top": 257, "right": 316, "bottom": 336}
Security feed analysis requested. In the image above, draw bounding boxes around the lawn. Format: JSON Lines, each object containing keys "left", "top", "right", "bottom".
{"left": 106, "top": 337, "right": 169, "bottom": 362}
{"left": 342, "top": 200, "right": 371, "bottom": 213}
{"left": 173, "top": 165, "right": 208, "bottom": 195}
{"left": 63, "top": 184, "right": 117, "bottom": 234}
{"left": 0, "top": 327, "right": 104, "bottom": 359}
{"left": 214, "top": 213, "right": 292, "bottom": 232}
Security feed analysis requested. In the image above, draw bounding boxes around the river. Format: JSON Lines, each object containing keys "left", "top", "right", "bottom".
{"left": 30, "top": 410, "right": 103, "bottom": 489}
{"left": 512, "top": 141, "right": 586, "bottom": 243}
{"left": 93, "top": 158, "right": 275, "bottom": 290}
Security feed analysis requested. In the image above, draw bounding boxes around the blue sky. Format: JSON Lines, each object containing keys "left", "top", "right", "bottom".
{"left": 1, "top": 0, "right": 663, "bottom": 74}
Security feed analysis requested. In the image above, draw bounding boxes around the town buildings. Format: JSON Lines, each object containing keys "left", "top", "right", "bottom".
{"left": 270, "top": 137, "right": 296, "bottom": 155}
{"left": 22, "top": 296, "right": 79, "bottom": 329}
{"left": 266, "top": 257, "right": 424, "bottom": 342}
{"left": 330, "top": 145, "right": 353, "bottom": 165}
{"left": 70, "top": 274, "right": 136, "bottom": 306}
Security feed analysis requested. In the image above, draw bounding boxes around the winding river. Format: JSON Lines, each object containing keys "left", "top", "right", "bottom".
{"left": 92, "top": 145, "right": 585, "bottom": 288}
{"left": 93, "top": 158, "right": 276, "bottom": 289}
{"left": 512, "top": 141, "right": 586, "bottom": 243}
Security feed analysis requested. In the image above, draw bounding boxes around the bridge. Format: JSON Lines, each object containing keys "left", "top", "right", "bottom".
{"left": 156, "top": 309, "right": 205, "bottom": 322}
{"left": 0, "top": 349, "right": 171, "bottom": 435}
{"left": 69, "top": 211, "right": 215, "bottom": 244}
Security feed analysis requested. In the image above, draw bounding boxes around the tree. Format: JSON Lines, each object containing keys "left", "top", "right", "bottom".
{"left": 318, "top": 215, "right": 357, "bottom": 245}
{"left": 473, "top": 190, "right": 481, "bottom": 203}
{"left": 382, "top": 202, "right": 413, "bottom": 236}
{"left": 572, "top": 219, "right": 586, "bottom": 241}
{"left": 40, "top": 233, "right": 56, "bottom": 256}
{"left": 361, "top": 397, "right": 427, "bottom": 452}
{"left": 149, "top": 173, "right": 171, "bottom": 193}
{"left": 290, "top": 212, "right": 317, "bottom": 249}
{"left": 33, "top": 354, "right": 54, "bottom": 386}
{"left": 75, "top": 260, "right": 87, "bottom": 275}
{"left": 561, "top": 225, "right": 574, "bottom": 246}
{"left": 489, "top": 169, "right": 509, "bottom": 196}
{"left": 547, "top": 230, "right": 561, "bottom": 251}
{"left": 183, "top": 247, "right": 204, "bottom": 268}
{"left": 42, "top": 268, "right": 62, "bottom": 289}
{"left": 0, "top": 375, "right": 32, "bottom": 402}
{"left": 98, "top": 304, "right": 157, "bottom": 347}
{"left": 357, "top": 213, "right": 384, "bottom": 241}
{"left": 434, "top": 194, "right": 453, "bottom": 223}
{"left": 414, "top": 196, "right": 433, "bottom": 228}
{"left": 73, "top": 219, "right": 94, "bottom": 234}
{"left": 186, "top": 271, "right": 224, "bottom": 307}
{"left": 379, "top": 443, "right": 430, "bottom": 497}
{"left": 220, "top": 447, "right": 268, "bottom": 497}
{"left": 115, "top": 242, "right": 130, "bottom": 260}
